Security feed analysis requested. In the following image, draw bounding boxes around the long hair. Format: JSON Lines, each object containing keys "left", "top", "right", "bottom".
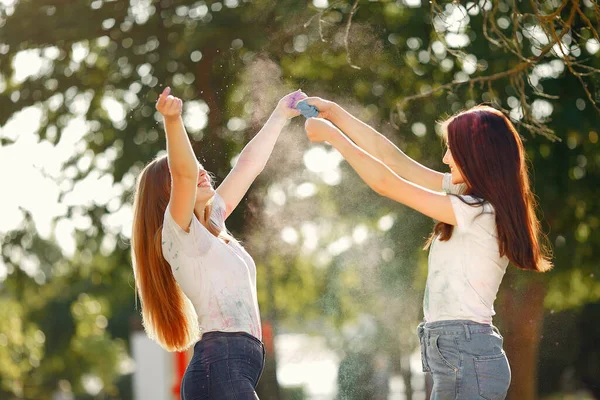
{"left": 131, "top": 155, "right": 233, "bottom": 351}
{"left": 429, "top": 106, "right": 552, "bottom": 272}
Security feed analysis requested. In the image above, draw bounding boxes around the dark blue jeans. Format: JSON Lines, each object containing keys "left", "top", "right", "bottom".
{"left": 181, "top": 331, "right": 266, "bottom": 400}
{"left": 418, "top": 320, "right": 511, "bottom": 400}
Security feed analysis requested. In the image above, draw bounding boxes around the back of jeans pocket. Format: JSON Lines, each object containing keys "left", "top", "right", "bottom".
{"left": 474, "top": 352, "right": 511, "bottom": 400}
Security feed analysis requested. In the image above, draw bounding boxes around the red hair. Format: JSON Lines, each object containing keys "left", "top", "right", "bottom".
{"left": 431, "top": 106, "right": 552, "bottom": 272}
{"left": 131, "top": 156, "right": 231, "bottom": 351}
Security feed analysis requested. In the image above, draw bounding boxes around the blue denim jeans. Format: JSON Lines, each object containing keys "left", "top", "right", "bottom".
{"left": 181, "top": 331, "right": 265, "bottom": 400}
{"left": 417, "top": 320, "right": 511, "bottom": 400}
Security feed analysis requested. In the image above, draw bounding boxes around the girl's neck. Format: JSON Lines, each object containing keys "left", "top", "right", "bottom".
{"left": 194, "top": 202, "right": 207, "bottom": 223}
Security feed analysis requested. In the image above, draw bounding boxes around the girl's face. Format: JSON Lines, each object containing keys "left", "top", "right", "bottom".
{"left": 196, "top": 167, "right": 215, "bottom": 203}
{"left": 442, "top": 147, "right": 466, "bottom": 185}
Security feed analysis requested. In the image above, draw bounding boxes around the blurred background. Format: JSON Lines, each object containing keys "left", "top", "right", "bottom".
{"left": 0, "top": 0, "right": 599, "bottom": 399}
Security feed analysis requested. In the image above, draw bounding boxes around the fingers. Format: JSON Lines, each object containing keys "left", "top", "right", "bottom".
{"left": 305, "top": 117, "right": 338, "bottom": 138}
{"left": 287, "top": 89, "right": 308, "bottom": 109}
{"left": 304, "top": 118, "right": 313, "bottom": 130}
{"left": 305, "top": 117, "right": 329, "bottom": 131}
{"left": 306, "top": 117, "right": 322, "bottom": 127}
{"left": 303, "top": 96, "right": 322, "bottom": 107}
{"left": 294, "top": 94, "right": 308, "bottom": 108}
{"left": 304, "top": 118, "right": 328, "bottom": 142}
{"left": 164, "top": 95, "right": 176, "bottom": 110}
{"left": 156, "top": 86, "right": 171, "bottom": 109}
{"left": 156, "top": 86, "right": 183, "bottom": 116}
{"left": 164, "top": 97, "right": 182, "bottom": 114}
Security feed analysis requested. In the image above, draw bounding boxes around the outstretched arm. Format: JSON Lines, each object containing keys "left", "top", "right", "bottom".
{"left": 216, "top": 90, "right": 306, "bottom": 218}
{"left": 156, "top": 87, "right": 199, "bottom": 231}
{"left": 304, "top": 97, "right": 444, "bottom": 191}
{"left": 304, "top": 118, "right": 457, "bottom": 225}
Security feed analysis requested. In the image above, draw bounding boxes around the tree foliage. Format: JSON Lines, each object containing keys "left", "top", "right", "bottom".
{"left": 0, "top": 0, "right": 598, "bottom": 398}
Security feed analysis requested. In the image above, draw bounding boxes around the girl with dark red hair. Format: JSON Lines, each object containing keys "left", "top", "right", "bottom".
{"left": 302, "top": 98, "right": 552, "bottom": 399}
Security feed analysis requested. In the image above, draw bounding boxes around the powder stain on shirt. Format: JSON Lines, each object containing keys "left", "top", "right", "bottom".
{"left": 424, "top": 173, "right": 509, "bottom": 324}
{"left": 161, "top": 193, "right": 262, "bottom": 341}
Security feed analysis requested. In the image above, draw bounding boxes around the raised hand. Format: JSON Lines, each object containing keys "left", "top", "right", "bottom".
{"left": 156, "top": 87, "right": 183, "bottom": 119}
{"left": 304, "top": 118, "right": 341, "bottom": 144}
{"left": 275, "top": 89, "right": 308, "bottom": 119}
{"left": 302, "top": 97, "right": 336, "bottom": 120}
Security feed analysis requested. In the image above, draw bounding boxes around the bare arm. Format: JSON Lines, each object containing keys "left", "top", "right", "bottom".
{"left": 305, "top": 98, "right": 444, "bottom": 191}
{"left": 216, "top": 90, "right": 306, "bottom": 217}
{"left": 156, "top": 87, "right": 199, "bottom": 231}
{"left": 304, "top": 118, "right": 457, "bottom": 225}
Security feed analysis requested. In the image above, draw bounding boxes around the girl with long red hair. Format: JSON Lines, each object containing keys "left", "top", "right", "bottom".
{"left": 302, "top": 99, "right": 552, "bottom": 399}
{"left": 131, "top": 86, "right": 306, "bottom": 399}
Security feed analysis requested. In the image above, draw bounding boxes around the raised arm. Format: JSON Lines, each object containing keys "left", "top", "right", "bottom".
{"left": 216, "top": 90, "right": 306, "bottom": 217}
{"left": 304, "top": 118, "right": 457, "bottom": 225}
{"left": 156, "top": 87, "right": 199, "bottom": 231}
{"left": 304, "top": 97, "right": 444, "bottom": 192}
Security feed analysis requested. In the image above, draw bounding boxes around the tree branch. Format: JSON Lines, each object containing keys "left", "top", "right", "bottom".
{"left": 395, "top": 0, "right": 596, "bottom": 139}
{"left": 344, "top": 0, "right": 361, "bottom": 70}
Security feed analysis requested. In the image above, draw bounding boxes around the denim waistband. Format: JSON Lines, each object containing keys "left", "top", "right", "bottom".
{"left": 201, "top": 331, "right": 264, "bottom": 348}
{"left": 418, "top": 320, "right": 500, "bottom": 339}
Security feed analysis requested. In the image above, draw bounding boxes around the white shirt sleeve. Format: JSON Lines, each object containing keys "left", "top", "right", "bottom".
{"left": 161, "top": 193, "right": 227, "bottom": 261}
{"left": 162, "top": 206, "right": 210, "bottom": 261}
{"left": 448, "top": 195, "right": 489, "bottom": 231}
{"left": 161, "top": 193, "right": 228, "bottom": 262}
{"left": 442, "top": 173, "right": 467, "bottom": 195}
{"left": 209, "top": 192, "right": 227, "bottom": 232}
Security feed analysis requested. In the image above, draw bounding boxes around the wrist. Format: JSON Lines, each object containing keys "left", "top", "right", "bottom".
{"left": 328, "top": 103, "right": 343, "bottom": 123}
{"left": 163, "top": 114, "right": 182, "bottom": 123}
{"left": 270, "top": 109, "right": 288, "bottom": 124}
{"left": 326, "top": 129, "right": 343, "bottom": 146}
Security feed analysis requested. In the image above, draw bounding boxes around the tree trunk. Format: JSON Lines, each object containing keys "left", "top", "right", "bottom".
{"left": 400, "top": 354, "right": 413, "bottom": 400}
{"left": 255, "top": 262, "right": 282, "bottom": 399}
{"left": 496, "top": 270, "right": 547, "bottom": 400}
{"left": 193, "top": 47, "right": 229, "bottom": 174}
{"left": 256, "top": 327, "right": 282, "bottom": 400}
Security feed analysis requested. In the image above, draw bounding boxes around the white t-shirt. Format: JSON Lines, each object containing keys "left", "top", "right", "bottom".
{"left": 161, "top": 193, "right": 262, "bottom": 340}
{"left": 423, "top": 173, "right": 509, "bottom": 324}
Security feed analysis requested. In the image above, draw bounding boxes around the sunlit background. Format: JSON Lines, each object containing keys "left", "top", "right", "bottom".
{"left": 1, "top": 0, "right": 599, "bottom": 399}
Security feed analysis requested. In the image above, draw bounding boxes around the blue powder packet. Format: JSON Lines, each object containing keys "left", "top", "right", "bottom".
{"left": 295, "top": 100, "right": 319, "bottom": 119}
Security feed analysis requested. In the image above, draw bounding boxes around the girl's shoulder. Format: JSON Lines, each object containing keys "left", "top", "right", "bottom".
{"left": 162, "top": 206, "right": 213, "bottom": 260}
{"left": 455, "top": 195, "right": 495, "bottom": 212}
{"left": 449, "top": 195, "right": 496, "bottom": 232}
